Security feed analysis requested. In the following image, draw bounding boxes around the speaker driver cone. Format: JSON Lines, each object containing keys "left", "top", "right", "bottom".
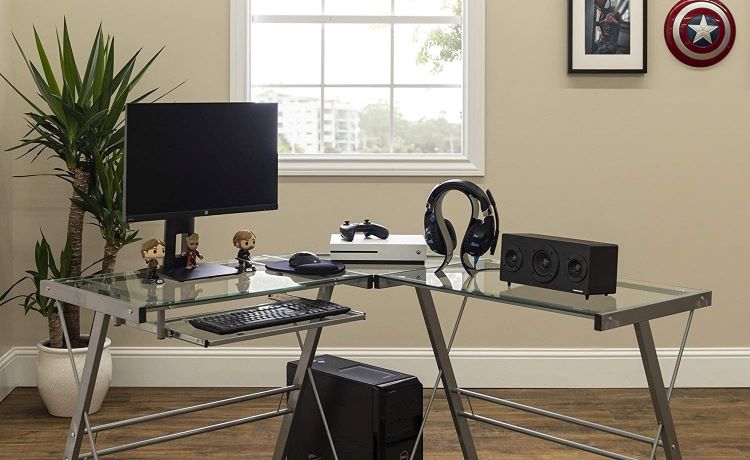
{"left": 567, "top": 255, "right": 588, "bottom": 283}
{"left": 531, "top": 246, "right": 558, "bottom": 283}
{"left": 503, "top": 246, "right": 523, "bottom": 272}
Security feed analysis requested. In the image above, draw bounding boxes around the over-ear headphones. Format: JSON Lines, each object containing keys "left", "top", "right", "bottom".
{"left": 424, "top": 179, "right": 500, "bottom": 274}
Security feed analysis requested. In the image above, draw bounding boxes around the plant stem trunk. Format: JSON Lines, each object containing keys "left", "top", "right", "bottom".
{"left": 61, "top": 165, "right": 90, "bottom": 348}
{"left": 48, "top": 309, "right": 64, "bottom": 349}
{"left": 101, "top": 241, "right": 122, "bottom": 274}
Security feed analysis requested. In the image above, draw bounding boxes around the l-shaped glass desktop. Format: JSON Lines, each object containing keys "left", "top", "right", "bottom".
{"left": 41, "top": 256, "right": 711, "bottom": 460}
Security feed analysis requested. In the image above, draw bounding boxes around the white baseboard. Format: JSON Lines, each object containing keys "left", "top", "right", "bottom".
{"left": 0, "top": 349, "right": 16, "bottom": 401}
{"left": 2, "top": 346, "right": 749, "bottom": 393}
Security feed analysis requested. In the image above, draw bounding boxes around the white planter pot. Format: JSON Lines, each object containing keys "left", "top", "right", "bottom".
{"left": 36, "top": 337, "right": 113, "bottom": 418}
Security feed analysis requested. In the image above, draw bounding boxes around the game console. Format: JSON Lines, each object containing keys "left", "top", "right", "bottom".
{"left": 330, "top": 234, "right": 427, "bottom": 263}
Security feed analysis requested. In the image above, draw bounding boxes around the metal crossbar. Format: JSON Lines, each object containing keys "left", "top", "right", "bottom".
{"left": 308, "top": 368, "right": 339, "bottom": 460}
{"left": 293, "top": 326, "right": 339, "bottom": 460}
{"left": 459, "top": 412, "right": 639, "bottom": 460}
{"left": 79, "top": 409, "right": 291, "bottom": 459}
{"left": 86, "top": 385, "right": 297, "bottom": 434}
{"left": 456, "top": 388, "right": 662, "bottom": 446}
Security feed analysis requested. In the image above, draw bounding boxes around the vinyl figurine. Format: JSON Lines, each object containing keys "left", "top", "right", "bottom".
{"left": 145, "top": 284, "right": 159, "bottom": 304}
{"left": 181, "top": 284, "right": 204, "bottom": 302}
{"left": 236, "top": 273, "right": 251, "bottom": 293}
{"left": 141, "top": 238, "right": 166, "bottom": 284}
{"left": 183, "top": 233, "right": 204, "bottom": 269}
{"left": 233, "top": 230, "right": 257, "bottom": 272}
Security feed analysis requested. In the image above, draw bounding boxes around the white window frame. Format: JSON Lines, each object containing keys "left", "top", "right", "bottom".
{"left": 229, "top": 0, "right": 485, "bottom": 177}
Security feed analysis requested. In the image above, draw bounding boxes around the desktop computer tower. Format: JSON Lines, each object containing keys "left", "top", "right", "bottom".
{"left": 285, "top": 355, "right": 423, "bottom": 460}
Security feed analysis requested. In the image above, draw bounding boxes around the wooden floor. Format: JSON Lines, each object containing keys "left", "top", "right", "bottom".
{"left": 1, "top": 387, "right": 748, "bottom": 459}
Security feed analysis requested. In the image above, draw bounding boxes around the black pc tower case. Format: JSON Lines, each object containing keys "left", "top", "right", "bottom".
{"left": 285, "top": 355, "right": 423, "bottom": 460}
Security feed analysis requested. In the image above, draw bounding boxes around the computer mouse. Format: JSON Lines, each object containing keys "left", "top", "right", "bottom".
{"left": 289, "top": 251, "right": 321, "bottom": 267}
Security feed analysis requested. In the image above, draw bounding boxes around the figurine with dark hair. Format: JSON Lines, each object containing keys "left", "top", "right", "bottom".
{"left": 183, "top": 233, "right": 204, "bottom": 269}
{"left": 141, "top": 238, "right": 166, "bottom": 284}
{"left": 233, "top": 230, "right": 257, "bottom": 272}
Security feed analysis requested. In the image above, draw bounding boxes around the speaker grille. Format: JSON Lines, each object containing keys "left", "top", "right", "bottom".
{"left": 567, "top": 256, "right": 588, "bottom": 283}
{"left": 531, "top": 246, "right": 558, "bottom": 283}
{"left": 503, "top": 246, "right": 523, "bottom": 272}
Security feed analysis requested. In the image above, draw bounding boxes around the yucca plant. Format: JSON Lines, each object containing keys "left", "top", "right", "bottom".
{"left": 72, "top": 150, "right": 140, "bottom": 274}
{"left": 0, "top": 235, "right": 72, "bottom": 347}
{"left": 1, "top": 20, "right": 170, "bottom": 348}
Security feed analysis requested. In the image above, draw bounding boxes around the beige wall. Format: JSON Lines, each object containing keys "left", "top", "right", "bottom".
{"left": 3, "top": 0, "right": 748, "bottom": 352}
{"left": 0, "top": 0, "right": 15, "bottom": 357}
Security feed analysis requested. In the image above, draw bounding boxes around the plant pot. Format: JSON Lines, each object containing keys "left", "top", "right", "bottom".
{"left": 36, "top": 337, "right": 113, "bottom": 418}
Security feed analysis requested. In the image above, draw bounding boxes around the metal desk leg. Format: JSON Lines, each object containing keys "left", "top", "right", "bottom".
{"left": 64, "top": 311, "right": 111, "bottom": 460}
{"left": 272, "top": 286, "right": 333, "bottom": 460}
{"left": 635, "top": 321, "right": 682, "bottom": 460}
{"left": 415, "top": 288, "right": 478, "bottom": 460}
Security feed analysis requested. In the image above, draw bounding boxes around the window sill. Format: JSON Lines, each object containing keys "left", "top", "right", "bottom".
{"left": 278, "top": 154, "right": 484, "bottom": 177}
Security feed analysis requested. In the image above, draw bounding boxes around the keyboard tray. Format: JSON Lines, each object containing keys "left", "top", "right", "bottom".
{"left": 149, "top": 298, "right": 365, "bottom": 347}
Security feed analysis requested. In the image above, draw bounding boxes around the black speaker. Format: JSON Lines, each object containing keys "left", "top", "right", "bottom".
{"left": 500, "top": 234, "right": 618, "bottom": 299}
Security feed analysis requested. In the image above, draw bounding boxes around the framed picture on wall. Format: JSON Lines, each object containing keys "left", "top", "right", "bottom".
{"left": 568, "top": 0, "right": 647, "bottom": 73}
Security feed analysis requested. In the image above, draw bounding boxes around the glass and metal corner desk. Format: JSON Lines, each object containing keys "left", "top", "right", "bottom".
{"left": 41, "top": 256, "right": 711, "bottom": 460}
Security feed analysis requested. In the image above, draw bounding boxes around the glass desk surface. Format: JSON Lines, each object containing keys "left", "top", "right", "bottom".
{"left": 49, "top": 256, "right": 371, "bottom": 312}
{"left": 45, "top": 255, "right": 711, "bottom": 330}
{"left": 377, "top": 258, "right": 712, "bottom": 331}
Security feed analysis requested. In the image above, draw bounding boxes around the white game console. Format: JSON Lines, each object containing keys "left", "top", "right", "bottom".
{"left": 329, "top": 234, "right": 427, "bottom": 263}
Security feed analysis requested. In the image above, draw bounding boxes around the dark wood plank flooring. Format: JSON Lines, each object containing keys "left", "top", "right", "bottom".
{"left": 1, "top": 387, "right": 748, "bottom": 459}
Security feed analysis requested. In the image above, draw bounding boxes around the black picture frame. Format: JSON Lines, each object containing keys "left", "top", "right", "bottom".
{"left": 568, "top": 0, "right": 648, "bottom": 74}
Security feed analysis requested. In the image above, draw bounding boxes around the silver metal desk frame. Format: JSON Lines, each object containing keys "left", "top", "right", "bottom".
{"left": 385, "top": 283, "right": 707, "bottom": 460}
{"left": 41, "top": 261, "right": 711, "bottom": 460}
{"left": 42, "top": 280, "right": 356, "bottom": 460}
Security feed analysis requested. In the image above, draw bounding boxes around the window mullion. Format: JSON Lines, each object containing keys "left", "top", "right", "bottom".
{"left": 389, "top": 0, "right": 395, "bottom": 154}
{"left": 251, "top": 84, "right": 462, "bottom": 89}
{"left": 251, "top": 15, "right": 461, "bottom": 25}
{"left": 319, "top": 0, "right": 326, "bottom": 154}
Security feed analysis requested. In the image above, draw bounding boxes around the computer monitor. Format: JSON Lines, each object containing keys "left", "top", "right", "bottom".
{"left": 124, "top": 102, "right": 278, "bottom": 281}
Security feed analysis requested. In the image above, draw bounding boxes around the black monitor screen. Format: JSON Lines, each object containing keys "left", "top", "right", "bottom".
{"left": 124, "top": 102, "right": 278, "bottom": 222}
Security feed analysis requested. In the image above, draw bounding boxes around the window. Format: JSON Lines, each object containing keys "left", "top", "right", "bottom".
{"left": 230, "top": 0, "right": 485, "bottom": 176}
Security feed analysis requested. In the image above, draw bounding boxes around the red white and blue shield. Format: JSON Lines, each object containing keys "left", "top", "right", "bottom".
{"left": 664, "top": 0, "right": 736, "bottom": 67}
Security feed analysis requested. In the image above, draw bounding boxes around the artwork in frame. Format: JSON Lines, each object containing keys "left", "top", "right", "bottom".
{"left": 568, "top": 0, "right": 647, "bottom": 73}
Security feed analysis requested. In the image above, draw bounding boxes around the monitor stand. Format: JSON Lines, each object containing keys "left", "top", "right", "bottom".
{"left": 160, "top": 216, "right": 240, "bottom": 282}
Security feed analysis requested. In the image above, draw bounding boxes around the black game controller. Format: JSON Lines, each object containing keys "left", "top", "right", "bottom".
{"left": 339, "top": 219, "right": 390, "bottom": 242}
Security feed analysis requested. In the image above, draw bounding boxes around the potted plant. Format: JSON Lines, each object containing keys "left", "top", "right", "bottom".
{"left": 0, "top": 234, "right": 114, "bottom": 416}
{"left": 0, "top": 20, "right": 174, "bottom": 416}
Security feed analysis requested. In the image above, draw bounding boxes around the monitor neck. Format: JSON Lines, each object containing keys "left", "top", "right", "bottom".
{"left": 163, "top": 216, "right": 195, "bottom": 271}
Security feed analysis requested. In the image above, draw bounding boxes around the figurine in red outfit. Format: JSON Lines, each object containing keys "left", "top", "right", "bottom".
{"left": 183, "top": 233, "right": 204, "bottom": 269}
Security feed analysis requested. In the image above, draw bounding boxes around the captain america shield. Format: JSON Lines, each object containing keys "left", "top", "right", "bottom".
{"left": 665, "top": 0, "right": 736, "bottom": 67}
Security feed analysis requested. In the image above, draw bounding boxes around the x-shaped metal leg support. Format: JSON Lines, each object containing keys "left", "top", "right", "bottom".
{"left": 412, "top": 287, "right": 478, "bottom": 460}
{"left": 639, "top": 309, "right": 695, "bottom": 460}
{"left": 273, "top": 285, "right": 339, "bottom": 460}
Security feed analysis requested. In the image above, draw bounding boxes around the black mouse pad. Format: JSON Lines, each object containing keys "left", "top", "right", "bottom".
{"left": 266, "top": 260, "right": 346, "bottom": 275}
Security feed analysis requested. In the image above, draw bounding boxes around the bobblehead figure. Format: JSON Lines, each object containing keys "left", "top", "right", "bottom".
{"left": 183, "top": 233, "right": 204, "bottom": 269}
{"left": 233, "top": 230, "right": 257, "bottom": 272}
{"left": 141, "top": 238, "right": 166, "bottom": 284}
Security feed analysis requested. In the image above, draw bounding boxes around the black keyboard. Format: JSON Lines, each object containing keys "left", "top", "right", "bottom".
{"left": 189, "top": 299, "right": 351, "bottom": 335}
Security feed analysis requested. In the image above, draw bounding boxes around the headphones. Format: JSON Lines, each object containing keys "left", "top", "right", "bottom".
{"left": 424, "top": 179, "right": 500, "bottom": 274}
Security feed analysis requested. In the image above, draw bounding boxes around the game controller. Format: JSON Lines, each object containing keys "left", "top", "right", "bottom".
{"left": 339, "top": 219, "right": 390, "bottom": 242}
